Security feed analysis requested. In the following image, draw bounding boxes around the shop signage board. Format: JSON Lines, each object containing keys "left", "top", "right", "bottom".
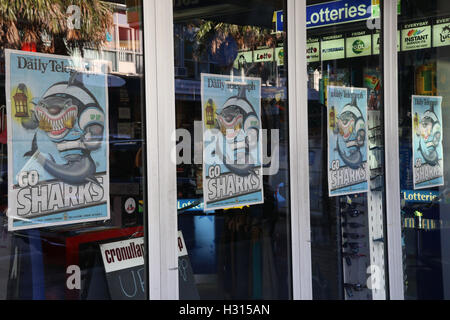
{"left": 321, "top": 35, "right": 345, "bottom": 61}
{"left": 372, "top": 31, "right": 380, "bottom": 55}
{"left": 401, "top": 21, "right": 432, "bottom": 51}
{"left": 402, "top": 190, "right": 439, "bottom": 203}
{"left": 371, "top": 0, "right": 401, "bottom": 18}
{"left": 276, "top": 0, "right": 400, "bottom": 31}
{"left": 178, "top": 231, "right": 200, "bottom": 300}
{"left": 307, "top": 37, "right": 321, "bottom": 63}
{"left": 275, "top": 47, "right": 285, "bottom": 66}
{"left": 346, "top": 31, "right": 372, "bottom": 58}
{"left": 273, "top": 10, "right": 284, "bottom": 33}
{"left": 234, "top": 51, "right": 253, "bottom": 70}
{"left": 433, "top": 17, "right": 450, "bottom": 48}
{"left": 272, "top": 0, "right": 401, "bottom": 31}
{"left": 5, "top": 50, "right": 110, "bottom": 231}
{"left": 201, "top": 73, "right": 264, "bottom": 210}
{"left": 374, "top": 30, "right": 400, "bottom": 54}
{"left": 412, "top": 95, "right": 444, "bottom": 190}
{"left": 327, "top": 86, "right": 369, "bottom": 197}
{"left": 178, "top": 199, "right": 204, "bottom": 212}
{"left": 306, "top": 0, "right": 373, "bottom": 29}
{"left": 253, "top": 48, "right": 274, "bottom": 63}
{"left": 100, "top": 238, "right": 145, "bottom": 300}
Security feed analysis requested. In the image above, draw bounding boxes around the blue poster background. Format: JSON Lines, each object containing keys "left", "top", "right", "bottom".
{"left": 201, "top": 73, "right": 264, "bottom": 210}
{"left": 6, "top": 50, "right": 110, "bottom": 230}
{"left": 412, "top": 95, "right": 444, "bottom": 190}
{"left": 328, "top": 86, "right": 369, "bottom": 197}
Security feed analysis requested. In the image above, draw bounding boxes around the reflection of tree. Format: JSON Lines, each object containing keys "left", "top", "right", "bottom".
{"left": 195, "top": 20, "right": 283, "bottom": 59}
{"left": 0, "top": 0, "right": 113, "bottom": 54}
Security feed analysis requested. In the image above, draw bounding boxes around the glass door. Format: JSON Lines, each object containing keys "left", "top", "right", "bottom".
{"left": 398, "top": 0, "right": 450, "bottom": 300}
{"left": 173, "top": 0, "right": 293, "bottom": 300}
{"left": 306, "top": 0, "right": 389, "bottom": 300}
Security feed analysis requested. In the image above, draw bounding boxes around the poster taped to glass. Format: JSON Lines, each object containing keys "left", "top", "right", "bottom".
{"left": 201, "top": 73, "right": 264, "bottom": 210}
{"left": 412, "top": 95, "right": 444, "bottom": 190}
{"left": 328, "top": 86, "right": 369, "bottom": 197}
{"left": 5, "top": 49, "right": 110, "bottom": 231}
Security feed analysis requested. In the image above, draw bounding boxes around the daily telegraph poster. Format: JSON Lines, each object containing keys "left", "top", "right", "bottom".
{"left": 412, "top": 95, "right": 444, "bottom": 190}
{"left": 328, "top": 86, "right": 369, "bottom": 197}
{"left": 6, "top": 50, "right": 110, "bottom": 231}
{"left": 201, "top": 74, "right": 264, "bottom": 210}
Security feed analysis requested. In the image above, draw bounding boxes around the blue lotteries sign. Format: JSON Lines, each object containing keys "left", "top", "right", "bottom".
{"left": 178, "top": 199, "right": 204, "bottom": 212}
{"left": 307, "top": 0, "right": 373, "bottom": 29}
{"left": 273, "top": 0, "right": 373, "bottom": 32}
{"left": 402, "top": 190, "right": 439, "bottom": 203}
{"left": 274, "top": 10, "right": 284, "bottom": 32}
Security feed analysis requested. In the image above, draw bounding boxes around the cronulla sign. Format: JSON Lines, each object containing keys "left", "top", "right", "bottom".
{"left": 307, "top": 0, "right": 373, "bottom": 29}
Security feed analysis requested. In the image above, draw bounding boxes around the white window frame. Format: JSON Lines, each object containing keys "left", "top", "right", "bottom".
{"left": 383, "top": 0, "right": 404, "bottom": 300}
{"left": 288, "top": 0, "right": 313, "bottom": 300}
{"left": 143, "top": 0, "right": 179, "bottom": 300}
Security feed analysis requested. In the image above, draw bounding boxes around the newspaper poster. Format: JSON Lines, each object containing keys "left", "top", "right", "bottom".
{"left": 412, "top": 95, "right": 444, "bottom": 190}
{"left": 6, "top": 49, "right": 110, "bottom": 231}
{"left": 328, "top": 86, "right": 369, "bottom": 197}
{"left": 201, "top": 73, "right": 264, "bottom": 210}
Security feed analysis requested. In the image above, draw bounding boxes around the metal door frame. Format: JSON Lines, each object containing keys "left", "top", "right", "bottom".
{"left": 143, "top": 0, "right": 179, "bottom": 300}
{"left": 382, "top": 0, "right": 404, "bottom": 300}
{"left": 288, "top": 0, "right": 313, "bottom": 300}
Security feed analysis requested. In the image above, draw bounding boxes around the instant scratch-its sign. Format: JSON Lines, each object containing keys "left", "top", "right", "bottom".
{"left": 201, "top": 73, "right": 264, "bottom": 210}
{"left": 6, "top": 50, "right": 110, "bottom": 231}
{"left": 327, "top": 86, "right": 369, "bottom": 197}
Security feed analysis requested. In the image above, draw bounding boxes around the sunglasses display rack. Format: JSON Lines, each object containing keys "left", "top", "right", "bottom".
{"left": 340, "top": 109, "right": 387, "bottom": 300}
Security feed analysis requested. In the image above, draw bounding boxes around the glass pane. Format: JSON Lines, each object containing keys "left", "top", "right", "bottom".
{"left": 174, "top": 0, "right": 292, "bottom": 300}
{"left": 307, "top": 0, "right": 389, "bottom": 300}
{"left": 0, "top": 1, "right": 147, "bottom": 300}
{"left": 398, "top": 0, "right": 450, "bottom": 300}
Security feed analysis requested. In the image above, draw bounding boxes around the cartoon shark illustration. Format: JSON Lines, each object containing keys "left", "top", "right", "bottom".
{"left": 417, "top": 108, "right": 441, "bottom": 167}
{"left": 334, "top": 97, "right": 366, "bottom": 170}
{"left": 215, "top": 85, "right": 260, "bottom": 177}
{"left": 21, "top": 72, "right": 105, "bottom": 186}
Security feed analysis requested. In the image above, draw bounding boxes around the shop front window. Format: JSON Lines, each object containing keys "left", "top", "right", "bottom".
{"left": 398, "top": 0, "right": 450, "bottom": 300}
{"left": 173, "top": 0, "right": 292, "bottom": 300}
{"left": 307, "top": 0, "right": 389, "bottom": 300}
{"left": 0, "top": 0, "right": 147, "bottom": 300}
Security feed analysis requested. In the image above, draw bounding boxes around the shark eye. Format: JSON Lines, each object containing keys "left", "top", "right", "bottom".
{"left": 63, "top": 99, "right": 73, "bottom": 109}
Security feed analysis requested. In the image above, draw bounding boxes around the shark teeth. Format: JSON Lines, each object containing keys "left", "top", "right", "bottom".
{"left": 35, "top": 107, "right": 78, "bottom": 133}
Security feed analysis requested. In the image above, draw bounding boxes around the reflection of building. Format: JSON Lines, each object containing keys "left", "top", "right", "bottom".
{"left": 83, "top": 2, "right": 143, "bottom": 75}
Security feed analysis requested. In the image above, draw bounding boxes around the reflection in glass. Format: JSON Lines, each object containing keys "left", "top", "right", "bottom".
{"left": 0, "top": 0, "right": 147, "bottom": 300}
{"left": 307, "top": 0, "right": 388, "bottom": 300}
{"left": 174, "top": 0, "right": 292, "bottom": 300}
{"left": 398, "top": 0, "right": 450, "bottom": 300}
